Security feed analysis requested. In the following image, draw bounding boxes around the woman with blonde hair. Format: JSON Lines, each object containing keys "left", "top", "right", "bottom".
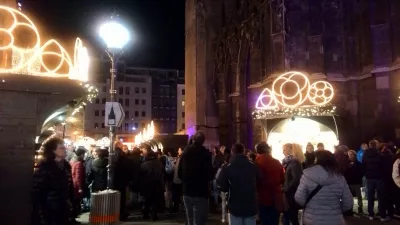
{"left": 282, "top": 143, "right": 305, "bottom": 225}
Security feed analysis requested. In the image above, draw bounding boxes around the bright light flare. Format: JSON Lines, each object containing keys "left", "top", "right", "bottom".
{"left": 99, "top": 22, "right": 129, "bottom": 49}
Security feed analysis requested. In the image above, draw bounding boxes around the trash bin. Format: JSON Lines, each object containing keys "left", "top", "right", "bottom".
{"left": 90, "top": 190, "right": 121, "bottom": 225}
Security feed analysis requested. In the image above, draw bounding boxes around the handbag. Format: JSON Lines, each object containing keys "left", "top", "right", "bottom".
{"left": 299, "top": 184, "right": 323, "bottom": 225}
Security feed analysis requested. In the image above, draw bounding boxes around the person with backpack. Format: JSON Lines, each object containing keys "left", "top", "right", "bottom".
{"left": 295, "top": 150, "right": 353, "bottom": 225}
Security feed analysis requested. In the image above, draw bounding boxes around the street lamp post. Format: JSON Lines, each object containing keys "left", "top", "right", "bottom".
{"left": 99, "top": 19, "right": 129, "bottom": 190}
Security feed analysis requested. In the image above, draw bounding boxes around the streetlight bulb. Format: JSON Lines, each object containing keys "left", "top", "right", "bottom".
{"left": 99, "top": 22, "right": 130, "bottom": 49}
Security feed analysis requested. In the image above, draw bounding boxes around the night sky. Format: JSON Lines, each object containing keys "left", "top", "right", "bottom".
{"left": 23, "top": 0, "right": 185, "bottom": 70}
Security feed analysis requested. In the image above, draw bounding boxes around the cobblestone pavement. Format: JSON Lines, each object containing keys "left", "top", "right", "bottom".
{"left": 78, "top": 199, "right": 399, "bottom": 225}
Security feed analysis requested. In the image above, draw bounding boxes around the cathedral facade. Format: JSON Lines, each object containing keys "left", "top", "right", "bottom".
{"left": 185, "top": 0, "right": 400, "bottom": 148}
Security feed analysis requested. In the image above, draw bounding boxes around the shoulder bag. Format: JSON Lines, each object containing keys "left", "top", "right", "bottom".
{"left": 299, "top": 184, "right": 323, "bottom": 225}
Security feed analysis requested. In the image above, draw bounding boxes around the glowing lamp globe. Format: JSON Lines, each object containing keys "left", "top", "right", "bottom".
{"left": 99, "top": 22, "right": 130, "bottom": 49}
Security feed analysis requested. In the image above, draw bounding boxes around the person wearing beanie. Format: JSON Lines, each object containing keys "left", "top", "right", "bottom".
{"left": 70, "top": 147, "right": 86, "bottom": 218}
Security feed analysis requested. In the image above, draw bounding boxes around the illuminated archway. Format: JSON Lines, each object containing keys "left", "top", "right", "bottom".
{"left": 267, "top": 117, "right": 338, "bottom": 162}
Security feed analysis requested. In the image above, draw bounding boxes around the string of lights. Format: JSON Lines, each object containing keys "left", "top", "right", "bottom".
{"left": 253, "top": 105, "right": 336, "bottom": 119}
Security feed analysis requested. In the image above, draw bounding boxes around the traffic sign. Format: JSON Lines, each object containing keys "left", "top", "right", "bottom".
{"left": 105, "top": 102, "right": 125, "bottom": 127}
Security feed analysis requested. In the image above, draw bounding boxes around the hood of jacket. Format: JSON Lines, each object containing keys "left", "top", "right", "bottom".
{"left": 303, "top": 165, "right": 343, "bottom": 186}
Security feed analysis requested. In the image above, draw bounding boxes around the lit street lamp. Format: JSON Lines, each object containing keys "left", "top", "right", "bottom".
{"left": 99, "top": 17, "right": 130, "bottom": 189}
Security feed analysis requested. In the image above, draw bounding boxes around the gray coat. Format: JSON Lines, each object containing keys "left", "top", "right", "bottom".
{"left": 295, "top": 165, "right": 353, "bottom": 225}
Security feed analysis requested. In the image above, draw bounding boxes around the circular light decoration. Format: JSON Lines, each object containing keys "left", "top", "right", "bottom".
{"left": 0, "top": 5, "right": 89, "bottom": 81}
{"left": 96, "top": 137, "right": 110, "bottom": 148}
{"left": 255, "top": 88, "right": 277, "bottom": 109}
{"left": 272, "top": 71, "right": 310, "bottom": 108}
{"left": 255, "top": 71, "right": 335, "bottom": 110}
{"left": 308, "top": 81, "right": 334, "bottom": 106}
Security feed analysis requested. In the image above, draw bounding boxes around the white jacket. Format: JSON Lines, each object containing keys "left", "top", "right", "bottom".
{"left": 393, "top": 159, "right": 400, "bottom": 188}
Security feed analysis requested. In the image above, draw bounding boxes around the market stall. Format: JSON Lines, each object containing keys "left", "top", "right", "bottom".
{"left": 253, "top": 71, "right": 338, "bottom": 161}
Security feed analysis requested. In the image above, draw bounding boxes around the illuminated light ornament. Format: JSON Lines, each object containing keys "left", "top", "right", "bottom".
{"left": 134, "top": 121, "right": 156, "bottom": 146}
{"left": 272, "top": 71, "right": 310, "bottom": 107}
{"left": 0, "top": 5, "right": 89, "bottom": 82}
{"left": 255, "top": 88, "right": 277, "bottom": 109}
{"left": 308, "top": 81, "right": 334, "bottom": 105}
{"left": 254, "top": 71, "right": 336, "bottom": 119}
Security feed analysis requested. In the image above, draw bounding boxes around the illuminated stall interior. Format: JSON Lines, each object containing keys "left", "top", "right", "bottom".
{"left": 253, "top": 71, "right": 337, "bottom": 162}
{"left": 267, "top": 117, "right": 338, "bottom": 161}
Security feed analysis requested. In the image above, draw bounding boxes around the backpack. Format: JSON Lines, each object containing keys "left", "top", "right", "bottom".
{"left": 165, "top": 156, "right": 175, "bottom": 174}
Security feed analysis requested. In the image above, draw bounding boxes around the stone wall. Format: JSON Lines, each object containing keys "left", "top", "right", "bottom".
{"left": 0, "top": 74, "right": 85, "bottom": 225}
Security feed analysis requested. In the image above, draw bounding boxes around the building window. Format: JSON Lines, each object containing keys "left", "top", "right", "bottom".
{"left": 135, "top": 87, "right": 139, "bottom": 93}
{"left": 124, "top": 123, "right": 129, "bottom": 131}
{"left": 94, "top": 123, "right": 98, "bottom": 129}
{"left": 102, "top": 86, "right": 106, "bottom": 92}
{"left": 119, "top": 87, "right": 123, "bottom": 95}
{"left": 182, "top": 112, "right": 185, "bottom": 118}
{"left": 142, "top": 88, "right": 146, "bottom": 93}
{"left": 181, "top": 123, "right": 185, "bottom": 130}
{"left": 125, "top": 87, "right": 130, "bottom": 95}
{"left": 134, "top": 123, "right": 138, "bottom": 128}
{"left": 102, "top": 98, "right": 106, "bottom": 104}
{"left": 95, "top": 98, "right": 100, "bottom": 104}
{"left": 142, "top": 99, "right": 146, "bottom": 105}
{"left": 101, "top": 123, "right": 105, "bottom": 128}
{"left": 101, "top": 110, "right": 105, "bottom": 116}
{"left": 135, "top": 111, "right": 139, "bottom": 117}
{"left": 118, "top": 99, "right": 123, "bottom": 105}
{"left": 182, "top": 89, "right": 185, "bottom": 95}
{"left": 135, "top": 99, "right": 139, "bottom": 105}
{"left": 125, "top": 99, "right": 129, "bottom": 106}
{"left": 125, "top": 111, "right": 129, "bottom": 117}
{"left": 142, "top": 111, "right": 146, "bottom": 117}
{"left": 95, "top": 110, "right": 99, "bottom": 116}
{"left": 142, "top": 123, "right": 145, "bottom": 128}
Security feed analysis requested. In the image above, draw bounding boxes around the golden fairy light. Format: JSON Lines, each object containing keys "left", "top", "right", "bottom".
{"left": 0, "top": 5, "right": 89, "bottom": 81}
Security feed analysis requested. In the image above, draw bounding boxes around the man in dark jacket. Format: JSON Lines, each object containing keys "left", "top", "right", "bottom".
{"left": 217, "top": 143, "right": 258, "bottom": 225}
{"left": 178, "top": 130, "right": 213, "bottom": 225}
{"left": 362, "top": 140, "right": 387, "bottom": 221}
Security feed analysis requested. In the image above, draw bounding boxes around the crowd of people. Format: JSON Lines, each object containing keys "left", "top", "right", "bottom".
{"left": 30, "top": 131, "right": 400, "bottom": 225}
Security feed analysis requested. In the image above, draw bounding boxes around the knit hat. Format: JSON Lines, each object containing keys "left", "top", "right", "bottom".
{"left": 75, "top": 148, "right": 86, "bottom": 157}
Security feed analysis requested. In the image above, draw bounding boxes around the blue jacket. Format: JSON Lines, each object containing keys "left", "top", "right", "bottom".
{"left": 357, "top": 147, "right": 364, "bottom": 163}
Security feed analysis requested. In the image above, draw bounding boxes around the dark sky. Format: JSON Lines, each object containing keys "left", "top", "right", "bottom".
{"left": 23, "top": 0, "right": 185, "bottom": 70}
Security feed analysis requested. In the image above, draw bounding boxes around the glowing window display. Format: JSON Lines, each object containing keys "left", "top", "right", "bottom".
{"left": 267, "top": 118, "right": 338, "bottom": 162}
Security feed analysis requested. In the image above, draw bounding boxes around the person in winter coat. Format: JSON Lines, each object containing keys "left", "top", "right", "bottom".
{"left": 31, "top": 136, "right": 74, "bottom": 225}
{"left": 344, "top": 150, "right": 364, "bottom": 214}
{"left": 70, "top": 148, "right": 86, "bottom": 218}
{"left": 295, "top": 150, "right": 353, "bottom": 225}
{"left": 255, "top": 142, "right": 284, "bottom": 225}
{"left": 303, "top": 143, "right": 315, "bottom": 169}
{"left": 114, "top": 141, "right": 131, "bottom": 221}
{"left": 282, "top": 143, "right": 304, "bottom": 225}
{"left": 171, "top": 147, "right": 183, "bottom": 213}
{"left": 357, "top": 143, "right": 368, "bottom": 163}
{"left": 140, "top": 144, "right": 165, "bottom": 221}
{"left": 381, "top": 144, "right": 396, "bottom": 220}
{"left": 178, "top": 130, "right": 214, "bottom": 225}
{"left": 362, "top": 140, "right": 388, "bottom": 221}
{"left": 217, "top": 143, "right": 259, "bottom": 225}
{"left": 334, "top": 145, "right": 349, "bottom": 174}
{"left": 215, "top": 153, "right": 232, "bottom": 223}
{"left": 87, "top": 148, "right": 108, "bottom": 192}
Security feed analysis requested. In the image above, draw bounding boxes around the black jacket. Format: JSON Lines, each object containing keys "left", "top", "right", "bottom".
{"left": 140, "top": 156, "right": 165, "bottom": 197}
{"left": 178, "top": 142, "right": 214, "bottom": 198}
{"left": 344, "top": 161, "right": 364, "bottom": 185}
{"left": 362, "top": 148, "right": 383, "bottom": 179}
{"left": 217, "top": 154, "right": 258, "bottom": 217}
{"left": 31, "top": 160, "right": 73, "bottom": 225}
{"left": 283, "top": 159, "right": 303, "bottom": 208}
{"left": 87, "top": 158, "right": 108, "bottom": 192}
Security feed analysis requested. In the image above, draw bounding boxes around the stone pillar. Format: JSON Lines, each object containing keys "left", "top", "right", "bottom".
{"left": 185, "top": 0, "right": 220, "bottom": 146}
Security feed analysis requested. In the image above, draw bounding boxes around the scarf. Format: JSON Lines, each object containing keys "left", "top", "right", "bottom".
{"left": 282, "top": 155, "right": 293, "bottom": 169}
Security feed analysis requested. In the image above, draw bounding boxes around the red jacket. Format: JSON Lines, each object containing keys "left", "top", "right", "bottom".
{"left": 255, "top": 154, "right": 284, "bottom": 206}
{"left": 70, "top": 160, "right": 85, "bottom": 198}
